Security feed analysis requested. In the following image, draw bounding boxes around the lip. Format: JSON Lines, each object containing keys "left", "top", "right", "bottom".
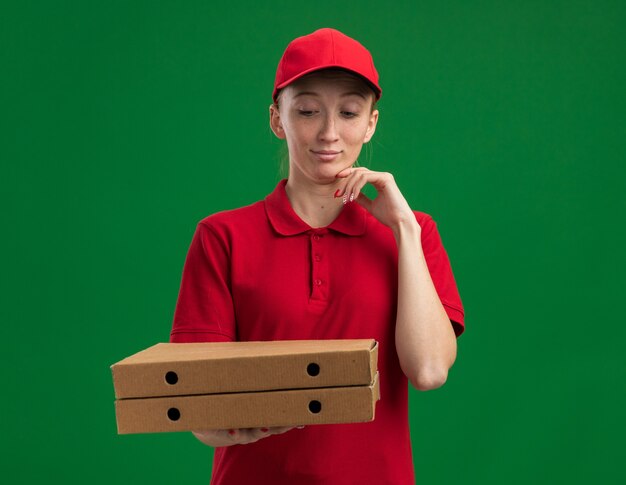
{"left": 311, "top": 150, "right": 342, "bottom": 161}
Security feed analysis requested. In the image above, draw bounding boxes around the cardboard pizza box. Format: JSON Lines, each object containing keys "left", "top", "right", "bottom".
{"left": 111, "top": 339, "right": 378, "bottom": 399}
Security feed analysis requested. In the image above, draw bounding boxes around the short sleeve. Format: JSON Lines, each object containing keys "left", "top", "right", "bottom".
{"left": 170, "top": 221, "right": 237, "bottom": 343}
{"left": 418, "top": 214, "right": 466, "bottom": 336}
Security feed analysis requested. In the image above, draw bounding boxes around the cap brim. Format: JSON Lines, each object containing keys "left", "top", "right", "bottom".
{"left": 273, "top": 64, "right": 382, "bottom": 102}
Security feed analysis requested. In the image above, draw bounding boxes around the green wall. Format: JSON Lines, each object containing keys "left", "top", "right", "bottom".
{"left": 2, "top": 1, "right": 624, "bottom": 483}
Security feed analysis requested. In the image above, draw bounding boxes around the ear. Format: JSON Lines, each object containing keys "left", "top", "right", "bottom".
{"left": 363, "top": 109, "right": 379, "bottom": 143}
{"left": 269, "top": 104, "right": 286, "bottom": 140}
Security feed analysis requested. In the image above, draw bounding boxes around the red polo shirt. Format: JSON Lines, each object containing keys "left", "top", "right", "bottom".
{"left": 171, "top": 179, "right": 464, "bottom": 485}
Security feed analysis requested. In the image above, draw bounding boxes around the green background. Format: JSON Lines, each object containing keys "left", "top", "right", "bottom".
{"left": 2, "top": 1, "right": 624, "bottom": 483}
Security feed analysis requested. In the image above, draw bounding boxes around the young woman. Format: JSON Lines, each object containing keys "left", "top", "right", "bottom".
{"left": 171, "top": 27, "right": 465, "bottom": 485}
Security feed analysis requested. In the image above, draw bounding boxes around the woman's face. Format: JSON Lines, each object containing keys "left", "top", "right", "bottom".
{"left": 270, "top": 71, "right": 379, "bottom": 185}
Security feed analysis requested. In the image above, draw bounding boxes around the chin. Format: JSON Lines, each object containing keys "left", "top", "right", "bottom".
{"left": 316, "top": 162, "right": 353, "bottom": 179}
{"left": 312, "top": 173, "right": 339, "bottom": 185}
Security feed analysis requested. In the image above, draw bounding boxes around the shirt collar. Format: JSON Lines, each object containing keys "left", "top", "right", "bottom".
{"left": 264, "top": 179, "right": 367, "bottom": 236}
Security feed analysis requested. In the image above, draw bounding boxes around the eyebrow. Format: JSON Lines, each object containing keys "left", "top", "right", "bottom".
{"left": 293, "top": 91, "right": 367, "bottom": 100}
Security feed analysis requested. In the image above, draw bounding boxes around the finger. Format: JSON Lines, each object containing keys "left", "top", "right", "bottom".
{"left": 336, "top": 166, "right": 367, "bottom": 178}
{"left": 350, "top": 171, "right": 371, "bottom": 202}
{"left": 352, "top": 170, "right": 397, "bottom": 204}
{"left": 240, "top": 427, "right": 271, "bottom": 444}
{"left": 226, "top": 428, "right": 258, "bottom": 444}
{"left": 192, "top": 428, "right": 237, "bottom": 446}
{"left": 344, "top": 170, "right": 371, "bottom": 204}
{"left": 335, "top": 167, "right": 366, "bottom": 198}
{"left": 366, "top": 171, "right": 395, "bottom": 191}
{"left": 335, "top": 167, "right": 369, "bottom": 179}
{"left": 335, "top": 167, "right": 352, "bottom": 179}
{"left": 340, "top": 170, "right": 364, "bottom": 204}
{"left": 192, "top": 429, "right": 223, "bottom": 447}
{"left": 268, "top": 426, "right": 295, "bottom": 435}
{"left": 191, "top": 429, "right": 215, "bottom": 444}
{"left": 338, "top": 177, "right": 355, "bottom": 203}
{"left": 192, "top": 429, "right": 212, "bottom": 438}
{"left": 225, "top": 428, "right": 241, "bottom": 443}
{"left": 355, "top": 192, "right": 373, "bottom": 212}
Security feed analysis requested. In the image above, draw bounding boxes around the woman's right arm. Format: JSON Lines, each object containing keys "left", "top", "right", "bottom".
{"left": 171, "top": 221, "right": 237, "bottom": 344}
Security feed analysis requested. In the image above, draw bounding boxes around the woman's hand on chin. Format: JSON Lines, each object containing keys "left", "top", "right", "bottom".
{"left": 335, "top": 167, "right": 417, "bottom": 232}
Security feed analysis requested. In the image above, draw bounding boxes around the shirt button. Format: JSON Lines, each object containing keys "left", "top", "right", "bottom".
{"left": 313, "top": 234, "right": 320, "bottom": 241}
{"left": 314, "top": 254, "right": 321, "bottom": 262}
{"left": 315, "top": 279, "right": 323, "bottom": 286}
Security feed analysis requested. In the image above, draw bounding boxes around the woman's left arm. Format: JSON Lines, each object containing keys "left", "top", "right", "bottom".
{"left": 337, "top": 168, "right": 457, "bottom": 391}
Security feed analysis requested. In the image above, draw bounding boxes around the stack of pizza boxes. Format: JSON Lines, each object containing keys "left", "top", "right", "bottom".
{"left": 111, "top": 339, "right": 380, "bottom": 434}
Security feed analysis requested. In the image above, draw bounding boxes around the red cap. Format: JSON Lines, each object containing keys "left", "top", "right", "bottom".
{"left": 273, "top": 28, "right": 382, "bottom": 102}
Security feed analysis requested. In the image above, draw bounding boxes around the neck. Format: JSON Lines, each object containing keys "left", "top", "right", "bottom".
{"left": 285, "top": 174, "right": 345, "bottom": 228}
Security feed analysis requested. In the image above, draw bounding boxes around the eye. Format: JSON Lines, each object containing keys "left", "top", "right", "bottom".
{"left": 298, "top": 109, "right": 317, "bottom": 117}
{"left": 341, "top": 111, "right": 358, "bottom": 118}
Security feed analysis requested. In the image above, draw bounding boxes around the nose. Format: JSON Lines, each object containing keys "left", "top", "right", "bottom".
{"left": 318, "top": 113, "right": 339, "bottom": 143}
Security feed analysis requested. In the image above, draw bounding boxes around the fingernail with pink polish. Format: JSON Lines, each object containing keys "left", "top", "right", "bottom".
{"left": 228, "top": 429, "right": 236, "bottom": 435}
{"left": 334, "top": 189, "right": 341, "bottom": 198}
{"left": 261, "top": 428, "right": 269, "bottom": 433}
